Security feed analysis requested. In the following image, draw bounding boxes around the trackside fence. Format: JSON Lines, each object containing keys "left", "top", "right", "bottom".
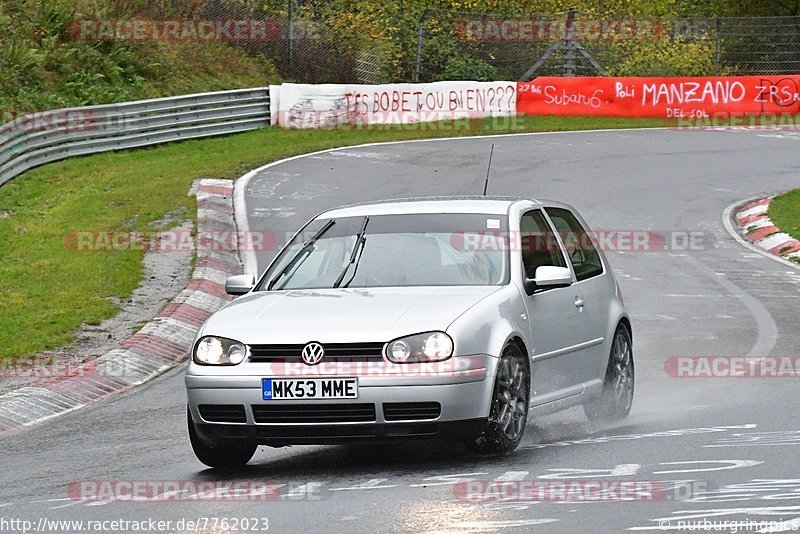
{"left": 0, "top": 88, "right": 271, "bottom": 187}
{"left": 2, "top": 76, "right": 799, "bottom": 189}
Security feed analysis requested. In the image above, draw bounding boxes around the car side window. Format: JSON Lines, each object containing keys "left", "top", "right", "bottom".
{"left": 520, "top": 210, "right": 566, "bottom": 279}
{"left": 545, "top": 207, "right": 603, "bottom": 281}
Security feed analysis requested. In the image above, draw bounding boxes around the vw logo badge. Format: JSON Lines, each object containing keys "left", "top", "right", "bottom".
{"left": 301, "top": 342, "right": 325, "bottom": 366}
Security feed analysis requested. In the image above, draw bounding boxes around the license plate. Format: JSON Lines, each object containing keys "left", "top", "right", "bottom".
{"left": 262, "top": 378, "right": 358, "bottom": 400}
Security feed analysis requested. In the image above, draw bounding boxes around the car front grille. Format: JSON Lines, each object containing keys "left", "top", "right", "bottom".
{"left": 248, "top": 342, "right": 386, "bottom": 362}
{"left": 255, "top": 425, "right": 378, "bottom": 440}
{"left": 251, "top": 403, "right": 376, "bottom": 424}
{"left": 199, "top": 404, "right": 247, "bottom": 423}
{"left": 383, "top": 402, "right": 442, "bottom": 421}
{"left": 253, "top": 423, "right": 439, "bottom": 441}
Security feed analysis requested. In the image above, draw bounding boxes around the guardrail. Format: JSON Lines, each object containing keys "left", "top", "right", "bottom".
{"left": 0, "top": 87, "right": 270, "bottom": 187}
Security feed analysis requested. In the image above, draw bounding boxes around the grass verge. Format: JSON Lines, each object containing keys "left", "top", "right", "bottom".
{"left": 769, "top": 189, "right": 800, "bottom": 245}
{"left": 0, "top": 115, "right": 665, "bottom": 361}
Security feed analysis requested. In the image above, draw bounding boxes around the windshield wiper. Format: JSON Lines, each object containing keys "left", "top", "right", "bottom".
{"left": 267, "top": 219, "right": 336, "bottom": 290}
{"left": 333, "top": 216, "right": 369, "bottom": 288}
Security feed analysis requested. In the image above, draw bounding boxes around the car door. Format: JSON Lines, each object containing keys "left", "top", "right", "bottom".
{"left": 518, "top": 209, "right": 585, "bottom": 404}
{"left": 544, "top": 207, "right": 609, "bottom": 387}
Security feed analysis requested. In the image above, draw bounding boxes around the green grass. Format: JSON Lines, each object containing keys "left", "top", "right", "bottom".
{"left": 769, "top": 189, "right": 800, "bottom": 244}
{"left": 0, "top": 0, "right": 280, "bottom": 114}
{"left": 0, "top": 115, "right": 664, "bottom": 361}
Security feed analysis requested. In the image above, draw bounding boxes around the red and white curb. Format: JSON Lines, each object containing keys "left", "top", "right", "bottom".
{"left": 736, "top": 197, "right": 800, "bottom": 262}
{"left": 0, "top": 179, "right": 241, "bottom": 435}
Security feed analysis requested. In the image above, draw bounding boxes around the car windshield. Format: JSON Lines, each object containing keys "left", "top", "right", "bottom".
{"left": 257, "top": 213, "right": 509, "bottom": 290}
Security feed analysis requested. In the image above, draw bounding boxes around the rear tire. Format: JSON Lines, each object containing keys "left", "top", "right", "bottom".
{"left": 584, "top": 324, "right": 634, "bottom": 422}
{"left": 188, "top": 407, "right": 257, "bottom": 469}
{"left": 466, "top": 343, "right": 530, "bottom": 454}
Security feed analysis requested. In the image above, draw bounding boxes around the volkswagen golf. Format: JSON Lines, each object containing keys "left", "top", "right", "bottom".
{"left": 185, "top": 197, "right": 634, "bottom": 468}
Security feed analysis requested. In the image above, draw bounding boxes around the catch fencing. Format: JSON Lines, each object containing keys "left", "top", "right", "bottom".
{"left": 414, "top": 9, "right": 800, "bottom": 82}
{"left": 70, "top": 2, "right": 800, "bottom": 84}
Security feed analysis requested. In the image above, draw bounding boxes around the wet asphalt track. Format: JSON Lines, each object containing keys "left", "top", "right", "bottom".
{"left": 2, "top": 128, "right": 800, "bottom": 533}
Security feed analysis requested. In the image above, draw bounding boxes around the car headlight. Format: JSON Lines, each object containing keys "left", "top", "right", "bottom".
{"left": 385, "top": 332, "right": 454, "bottom": 363}
{"left": 194, "top": 336, "right": 247, "bottom": 365}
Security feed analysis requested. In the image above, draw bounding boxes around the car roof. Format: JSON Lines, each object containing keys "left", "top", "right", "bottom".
{"left": 319, "top": 196, "right": 541, "bottom": 218}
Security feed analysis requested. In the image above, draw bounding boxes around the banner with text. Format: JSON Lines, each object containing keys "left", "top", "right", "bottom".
{"left": 517, "top": 76, "right": 800, "bottom": 120}
{"left": 275, "top": 82, "right": 517, "bottom": 128}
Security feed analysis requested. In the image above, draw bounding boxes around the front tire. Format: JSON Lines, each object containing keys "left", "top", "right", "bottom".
{"left": 584, "top": 324, "right": 634, "bottom": 422}
{"left": 188, "top": 407, "right": 257, "bottom": 469}
{"left": 466, "top": 343, "right": 530, "bottom": 454}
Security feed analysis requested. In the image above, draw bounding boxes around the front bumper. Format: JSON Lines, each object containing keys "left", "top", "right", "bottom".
{"left": 186, "top": 354, "right": 497, "bottom": 445}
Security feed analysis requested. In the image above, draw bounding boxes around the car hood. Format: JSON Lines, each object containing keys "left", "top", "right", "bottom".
{"left": 200, "top": 286, "right": 501, "bottom": 344}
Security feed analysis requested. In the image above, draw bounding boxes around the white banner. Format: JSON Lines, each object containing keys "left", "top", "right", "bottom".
{"left": 274, "top": 81, "right": 517, "bottom": 128}
{"left": 269, "top": 84, "right": 281, "bottom": 126}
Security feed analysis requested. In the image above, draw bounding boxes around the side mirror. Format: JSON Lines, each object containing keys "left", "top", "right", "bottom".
{"left": 225, "top": 274, "right": 255, "bottom": 296}
{"left": 523, "top": 266, "right": 573, "bottom": 295}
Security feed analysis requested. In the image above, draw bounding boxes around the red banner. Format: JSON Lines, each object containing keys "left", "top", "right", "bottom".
{"left": 517, "top": 76, "right": 800, "bottom": 120}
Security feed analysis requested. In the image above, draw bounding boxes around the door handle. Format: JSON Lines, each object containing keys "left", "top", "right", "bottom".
{"left": 574, "top": 297, "right": 585, "bottom": 309}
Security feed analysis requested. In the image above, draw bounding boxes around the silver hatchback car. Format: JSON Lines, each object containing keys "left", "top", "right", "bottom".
{"left": 185, "top": 197, "right": 634, "bottom": 468}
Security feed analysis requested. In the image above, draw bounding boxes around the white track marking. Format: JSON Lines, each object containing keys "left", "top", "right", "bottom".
{"left": 652, "top": 460, "right": 763, "bottom": 474}
{"left": 330, "top": 478, "right": 397, "bottom": 491}
{"left": 706, "top": 430, "right": 800, "bottom": 448}
{"left": 426, "top": 519, "right": 559, "bottom": 533}
{"left": 539, "top": 464, "right": 641, "bottom": 480}
{"left": 521, "top": 424, "right": 757, "bottom": 450}
{"left": 283, "top": 482, "right": 323, "bottom": 500}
